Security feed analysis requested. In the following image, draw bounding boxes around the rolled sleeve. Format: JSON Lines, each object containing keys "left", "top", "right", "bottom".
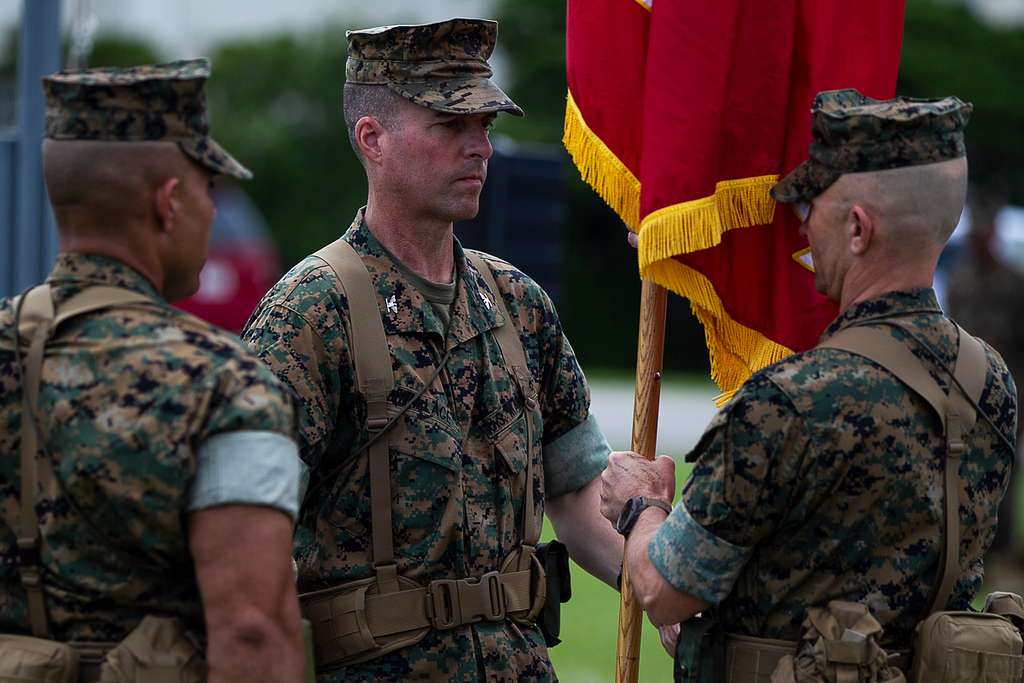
{"left": 648, "top": 501, "right": 752, "bottom": 605}
{"left": 543, "top": 413, "right": 611, "bottom": 497}
{"left": 187, "top": 430, "right": 303, "bottom": 521}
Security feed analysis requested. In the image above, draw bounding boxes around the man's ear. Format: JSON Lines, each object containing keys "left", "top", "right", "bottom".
{"left": 153, "top": 176, "right": 181, "bottom": 233}
{"left": 848, "top": 204, "right": 874, "bottom": 256}
{"left": 355, "top": 116, "right": 385, "bottom": 165}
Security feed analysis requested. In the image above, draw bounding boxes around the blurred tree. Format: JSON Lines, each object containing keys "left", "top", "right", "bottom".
{"left": 900, "top": 0, "right": 1024, "bottom": 202}
{"left": 87, "top": 35, "right": 161, "bottom": 68}
{"left": 207, "top": 30, "right": 365, "bottom": 264}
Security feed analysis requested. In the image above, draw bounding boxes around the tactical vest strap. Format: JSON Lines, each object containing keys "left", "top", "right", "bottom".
{"left": 12, "top": 284, "right": 153, "bottom": 639}
{"left": 819, "top": 323, "right": 987, "bottom": 617}
{"left": 313, "top": 239, "right": 400, "bottom": 593}
{"left": 466, "top": 251, "right": 543, "bottom": 560}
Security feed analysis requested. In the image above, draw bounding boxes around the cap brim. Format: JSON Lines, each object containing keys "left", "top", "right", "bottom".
{"left": 770, "top": 159, "right": 840, "bottom": 204}
{"left": 178, "top": 137, "right": 253, "bottom": 180}
{"left": 391, "top": 78, "right": 524, "bottom": 117}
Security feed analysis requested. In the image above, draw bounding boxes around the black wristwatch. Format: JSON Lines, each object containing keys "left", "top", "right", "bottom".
{"left": 615, "top": 496, "right": 673, "bottom": 537}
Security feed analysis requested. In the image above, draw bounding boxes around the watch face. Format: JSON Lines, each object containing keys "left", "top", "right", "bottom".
{"left": 615, "top": 497, "right": 641, "bottom": 535}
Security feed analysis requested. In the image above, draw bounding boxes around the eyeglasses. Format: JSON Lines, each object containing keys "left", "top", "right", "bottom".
{"left": 794, "top": 202, "right": 813, "bottom": 222}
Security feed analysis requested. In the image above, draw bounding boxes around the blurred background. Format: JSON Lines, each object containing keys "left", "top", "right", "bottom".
{"left": 2, "top": 1, "right": 1023, "bottom": 680}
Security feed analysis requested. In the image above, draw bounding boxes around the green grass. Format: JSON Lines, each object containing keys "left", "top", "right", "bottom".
{"left": 544, "top": 463, "right": 693, "bottom": 682}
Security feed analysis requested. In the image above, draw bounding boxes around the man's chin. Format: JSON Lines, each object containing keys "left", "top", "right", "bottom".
{"left": 448, "top": 200, "right": 482, "bottom": 223}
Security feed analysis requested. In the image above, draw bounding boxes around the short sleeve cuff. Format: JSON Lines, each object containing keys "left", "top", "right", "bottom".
{"left": 187, "top": 430, "right": 302, "bottom": 521}
{"left": 543, "top": 413, "right": 611, "bottom": 497}
{"left": 648, "top": 501, "right": 752, "bottom": 605}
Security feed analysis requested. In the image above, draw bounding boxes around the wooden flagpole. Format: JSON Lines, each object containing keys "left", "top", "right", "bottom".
{"left": 615, "top": 278, "right": 668, "bottom": 683}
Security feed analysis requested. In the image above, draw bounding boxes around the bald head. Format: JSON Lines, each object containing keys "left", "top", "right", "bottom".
{"left": 829, "top": 158, "right": 968, "bottom": 253}
{"left": 43, "top": 139, "right": 192, "bottom": 233}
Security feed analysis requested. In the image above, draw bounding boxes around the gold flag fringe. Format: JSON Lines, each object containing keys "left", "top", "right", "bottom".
{"left": 638, "top": 175, "right": 778, "bottom": 269}
{"left": 563, "top": 91, "right": 641, "bottom": 231}
{"left": 643, "top": 257, "right": 795, "bottom": 402}
{"left": 563, "top": 89, "right": 795, "bottom": 402}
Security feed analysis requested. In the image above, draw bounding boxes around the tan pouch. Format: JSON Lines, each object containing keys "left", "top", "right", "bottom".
{"left": 0, "top": 634, "right": 78, "bottom": 683}
{"left": 771, "top": 600, "right": 906, "bottom": 683}
{"left": 301, "top": 574, "right": 430, "bottom": 671}
{"left": 98, "top": 616, "right": 204, "bottom": 683}
{"left": 911, "top": 610, "right": 1024, "bottom": 683}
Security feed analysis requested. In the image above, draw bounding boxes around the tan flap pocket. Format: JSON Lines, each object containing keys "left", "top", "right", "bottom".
{"left": 99, "top": 616, "right": 204, "bottom": 682}
{"left": 0, "top": 634, "right": 78, "bottom": 683}
{"left": 912, "top": 611, "right": 1023, "bottom": 683}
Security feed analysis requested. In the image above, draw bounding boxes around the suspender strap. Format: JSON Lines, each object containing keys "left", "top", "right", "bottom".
{"left": 313, "top": 239, "right": 399, "bottom": 593}
{"left": 935, "top": 325, "right": 986, "bottom": 615}
{"left": 12, "top": 283, "right": 153, "bottom": 638}
{"left": 465, "top": 252, "right": 543, "bottom": 560}
{"left": 310, "top": 242, "right": 543, "bottom": 594}
{"left": 14, "top": 285, "right": 56, "bottom": 637}
{"left": 819, "top": 323, "right": 988, "bottom": 616}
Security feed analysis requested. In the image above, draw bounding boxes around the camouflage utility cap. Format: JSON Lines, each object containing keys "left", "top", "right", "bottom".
{"left": 43, "top": 58, "right": 251, "bottom": 179}
{"left": 346, "top": 18, "right": 524, "bottom": 117}
{"left": 772, "top": 88, "right": 972, "bottom": 203}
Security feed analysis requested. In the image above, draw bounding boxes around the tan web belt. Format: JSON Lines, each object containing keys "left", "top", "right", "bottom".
{"left": 304, "top": 566, "right": 535, "bottom": 642}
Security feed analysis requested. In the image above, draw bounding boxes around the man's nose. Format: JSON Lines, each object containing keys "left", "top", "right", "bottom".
{"left": 467, "top": 128, "right": 493, "bottom": 160}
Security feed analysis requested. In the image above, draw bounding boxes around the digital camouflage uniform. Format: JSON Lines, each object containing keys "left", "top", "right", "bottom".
{"left": 0, "top": 255, "right": 296, "bottom": 642}
{"left": 243, "top": 212, "right": 609, "bottom": 681}
{"left": 651, "top": 288, "right": 1016, "bottom": 649}
{"left": 655, "top": 90, "right": 1016, "bottom": 659}
{"left": 242, "top": 19, "right": 608, "bottom": 681}
{"left": 0, "top": 60, "right": 297, "bottom": 644}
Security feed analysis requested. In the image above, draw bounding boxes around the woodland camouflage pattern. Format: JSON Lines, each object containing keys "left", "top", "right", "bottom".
{"left": 651, "top": 289, "right": 1016, "bottom": 650}
{"left": 43, "top": 59, "right": 252, "bottom": 179}
{"left": 0, "top": 253, "right": 296, "bottom": 642}
{"left": 346, "top": 18, "right": 524, "bottom": 116}
{"left": 243, "top": 211, "right": 604, "bottom": 681}
{"left": 772, "top": 89, "right": 973, "bottom": 203}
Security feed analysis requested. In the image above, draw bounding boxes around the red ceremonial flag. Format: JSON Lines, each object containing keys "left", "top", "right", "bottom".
{"left": 565, "top": 0, "right": 906, "bottom": 395}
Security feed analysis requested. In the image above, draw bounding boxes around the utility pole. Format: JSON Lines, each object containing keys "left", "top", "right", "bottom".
{"left": 1, "top": 0, "right": 61, "bottom": 297}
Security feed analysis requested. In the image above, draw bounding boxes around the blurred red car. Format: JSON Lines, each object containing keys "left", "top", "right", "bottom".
{"left": 175, "top": 184, "right": 281, "bottom": 334}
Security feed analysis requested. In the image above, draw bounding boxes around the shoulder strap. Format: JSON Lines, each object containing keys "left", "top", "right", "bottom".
{"left": 465, "top": 252, "right": 543, "bottom": 555}
{"left": 818, "top": 323, "right": 987, "bottom": 616}
{"left": 312, "top": 239, "right": 401, "bottom": 592}
{"left": 14, "top": 285, "right": 56, "bottom": 637}
{"left": 13, "top": 283, "right": 153, "bottom": 637}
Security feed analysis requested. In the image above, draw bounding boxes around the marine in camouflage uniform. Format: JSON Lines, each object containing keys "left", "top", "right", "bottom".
{"left": 243, "top": 18, "right": 616, "bottom": 683}
{"left": 599, "top": 90, "right": 1017, "bottom": 673}
{"left": 0, "top": 60, "right": 304, "bottom": 678}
